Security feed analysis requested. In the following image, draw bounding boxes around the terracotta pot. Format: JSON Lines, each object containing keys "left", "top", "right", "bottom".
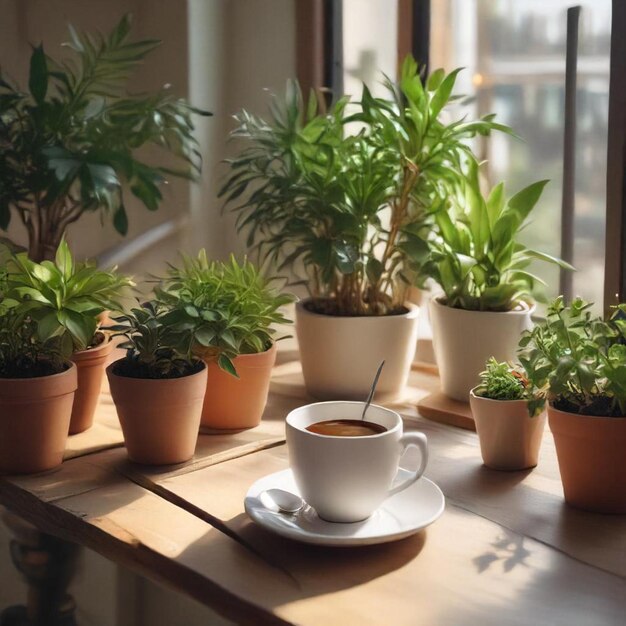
{"left": 0, "top": 364, "right": 77, "bottom": 474}
{"left": 106, "top": 360, "right": 207, "bottom": 465}
{"left": 296, "top": 300, "right": 419, "bottom": 402}
{"left": 548, "top": 405, "right": 626, "bottom": 514}
{"left": 469, "top": 390, "right": 546, "bottom": 470}
{"left": 69, "top": 336, "right": 114, "bottom": 434}
{"left": 430, "top": 298, "right": 534, "bottom": 402}
{"left": 201, "top": 343, "right": 276, "bottom": 430}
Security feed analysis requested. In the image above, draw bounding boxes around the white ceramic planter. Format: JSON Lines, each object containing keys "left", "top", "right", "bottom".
{"left": 469, "top": 390, "right": 546, "bottom": 470}
{"left": 295, "top": 300, "right": 419, "bottom": 402}
{"left": 429, "top": 298, "right": 534, "bottom": 402}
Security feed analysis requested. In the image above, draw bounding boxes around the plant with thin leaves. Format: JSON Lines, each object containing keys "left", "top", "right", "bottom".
{"left": 159, "top": 251, "right": 295, "bottom": 376}
{"left": 418, "top": 161, "right": 573, "bottom": 311}
{"left": 108, "top": 300, "right": 205, "bottom": 380}
{"left": 0, "top": 14, "right": 210, "bottom": 261}
{"left": 518, "top": 296, "right": 626, "bottom": 417}
{"left": 2, "top": 239, "right": 132, "bottom": 354}
{"left": 221, "top": 56, "right": 509, "bottom": 316}
{"left": 475, "top": 357, "right": 544, "bottom": 416}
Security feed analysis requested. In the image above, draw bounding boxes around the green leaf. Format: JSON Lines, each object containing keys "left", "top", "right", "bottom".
{"left": 28, "top": 44, "right": 48, "bottom": 104}
{"left": 113, "top": 205, "right": 129, "bottom": 236}
{"left": 218, "top": 353, "right": 239, "bottom": 378}
{"left": 430, "top": 68, "right": 462, "bottom": 119}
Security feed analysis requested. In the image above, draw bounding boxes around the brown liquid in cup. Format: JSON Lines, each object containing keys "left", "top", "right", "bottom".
{"left": 306, "top": 419, "right": 387, "bottom": 437}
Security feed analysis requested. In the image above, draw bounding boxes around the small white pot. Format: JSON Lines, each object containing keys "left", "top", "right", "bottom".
{"left": 295, "top": 300, "right": 419, "bottom": 402}
{"left": 469, "top": 390, "right": 546, "bottom": 470}
{"left": 429, "top": 298, "right": 534, "bottom": 402}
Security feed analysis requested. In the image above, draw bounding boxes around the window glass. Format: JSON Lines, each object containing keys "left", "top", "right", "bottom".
{"left": 431, "top": 0, "right": 611, "bottom": 312}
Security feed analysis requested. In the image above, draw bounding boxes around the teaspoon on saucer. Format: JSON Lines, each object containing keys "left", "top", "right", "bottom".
{"left": 261, "top": 488, "right": 305, "bottom": 514}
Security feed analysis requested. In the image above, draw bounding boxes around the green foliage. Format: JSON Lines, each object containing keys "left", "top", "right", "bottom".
{"left": 2, "top": 239, "right": 132, "bottom": 353}
{"left": 0, "top": 305, "right": 66, "bottom": 378}
{"left": 108, "top": 300, "right": 205, "bottom": 380}
{"left": 475, "top": 357, "right": 545, "bottom": 416}
{"left": 0, "top": 14, "right": 210, "bottom": 260}
{"left": 418, "top": 161, "right": 573, "bottom": 311}
{"left": 476, "top": 358, "right": 526, "bottom": 401}
{"left": 159, "top": 251, "right": 295, "bottom": 375}
{"left": 221, "top": 57, "right": 508, "bottom": 316}
{"left": 518, "top": 296, "right": 626, "bottom": 417}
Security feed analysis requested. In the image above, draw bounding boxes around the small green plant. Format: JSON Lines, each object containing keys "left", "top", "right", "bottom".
{"left": 3, "top": 239, "right": 132, "bottom": 354}
{"left": 419, "top": 161, "right": 573, "bottom": 311}
{"left": 0, "top": 14, "right": 210, "bottom": 261}
{"left": 476, "top": 358, "right": 525, "bottom": 401}
{"left": 221, "top": 57, "right": 508, "bottom": 316}
{"left": 518, "top": 296, "right": 626, "bottom": 417}
{"left": 475, "top": 357, "right": 544, "bottom": 416}
{"left": 0, "top": 306, "right": 66, "bottom": 378}
{"left": 159, "top": 252, "right": 295, "bottom": 375}
{"left": 109, "top": 300, "right": 205, "bottom": 380}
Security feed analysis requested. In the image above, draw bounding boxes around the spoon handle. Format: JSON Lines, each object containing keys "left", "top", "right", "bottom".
{"left": 362, "top": 360, "right": 385, "bottom": 420}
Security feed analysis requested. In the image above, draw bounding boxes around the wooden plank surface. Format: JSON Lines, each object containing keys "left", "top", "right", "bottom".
{"left": 2, "top": 355, "right": 625, "bottom": 625}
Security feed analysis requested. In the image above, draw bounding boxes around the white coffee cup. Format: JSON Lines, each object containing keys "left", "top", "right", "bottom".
{"left": 286, "top": 401, "right": 428, "bottom": 523}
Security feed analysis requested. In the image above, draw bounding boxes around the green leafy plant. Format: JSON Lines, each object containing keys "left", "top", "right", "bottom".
{"left": 518, "top": 296, "right": 626, "bottom": 417}
{"left": 475, "top": 357, "right": 544, "bottom": 416}
{"left": 221, "top": 56, "right": 508, "bottom": 316}
{"left": 0, "top": 305, "right": 66, "bottom": 378}
{"left": 2, "top": 239, "right": 132, "bottom": 354}
{"left": 419, "top": 161, "right": 573, "bottom": 311}
{"left": 159, "top": 251, "right": 295, "bottom": 376}
{"left": 108, "top": 300, "right": 205, "bottom": 380}
{"left": 0, "top": 14, "right": 210, "bottom": 261}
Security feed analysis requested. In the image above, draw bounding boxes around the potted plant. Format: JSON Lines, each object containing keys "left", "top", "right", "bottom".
{"left": 0, "top": 14, "right": 210, "bottom": 261}
{"left": 220, "top": 57, "right": 507, "bottom": 401}
{"left": 0, "top": 269, "right": 77, "bottom": 473}
{"left": 3, "top": 240, "right": 132, "bottom": 434}
{"left": 160, "top": 252, "right": 294, "bottom": 429}
{"left": 518, "top": 297, "right": 626, "bottom": 514}
{"left": 469, "top": 358, "right": 546, "bottom": 471}
{"left": 421, "top": 161, "right": 572, "bottom": 401}
{"left": 106, "top": 300, "right": 208, "bottom": 465}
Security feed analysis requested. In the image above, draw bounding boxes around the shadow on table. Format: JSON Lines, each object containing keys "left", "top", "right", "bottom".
{"left": 179, "top": 510, "right": 426, "bottom": 606}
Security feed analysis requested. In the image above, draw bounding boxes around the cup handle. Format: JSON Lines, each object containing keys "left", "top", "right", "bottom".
{"left": 387, "top": 432, "right": 428, "bottom": 497}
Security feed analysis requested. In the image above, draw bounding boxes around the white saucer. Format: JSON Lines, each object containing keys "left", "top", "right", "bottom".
{"left": 244, "top": 469, "right": 445, "bottom": 546}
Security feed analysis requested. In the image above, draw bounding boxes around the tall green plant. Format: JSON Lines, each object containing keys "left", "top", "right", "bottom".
{"left": 419, "top": 161, "right": 573, "bottom": 311}
{"left": 221, "top": 57, "right": 508, "bottom": 316}
{"left": 518, "top": 297, "right": 626, "bottom": 417}
{"left": 0, "top": 14, "right": 210, "bottom": 261}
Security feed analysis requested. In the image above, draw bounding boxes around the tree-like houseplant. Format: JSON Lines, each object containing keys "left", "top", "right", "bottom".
{"left": 0, "top": 14, "right": 210, "bottom": 261}
{"left": 106, "top": 299, "right": 208, "bottom": 465}
{"left": 469, "top": 358, "right": 546, "bottom": 471}
{"left": 160, "top": 252, "right": 294, "bottom": 429}
{"left": 3, "top": 240, "right": 132, "bottom": 434}
{"left": 518, "top": 297, "right": 626, "bottom": 513}
{"left": 0, "top": 271, "right": 77, "bottom": 473}
{"left": 421, "top": 161, "right": 572, "bottom": 401}
{"left": 221, "top": 57, "right": 508, "bottom": 400}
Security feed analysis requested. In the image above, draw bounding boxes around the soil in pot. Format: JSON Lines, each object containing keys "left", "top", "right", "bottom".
{"left": 296, "top": 299, "right": 419, "bottom": 401}
{"left": 201, "top": 343, "right": 276, "bottom": 430}
{"left": 469, "top": 390, "right": 546, "bottom": 471}
{"left": 0, "top": 362, "right": 77, "bottom": 474}
{"left": 106, "top": 359, "right": 207, "bottom": 465}
{"left": 70, "top": 332, "right": 114, "bottom": 435}
{"left": 548, "top": 405, "right": 626, "bottom": 514}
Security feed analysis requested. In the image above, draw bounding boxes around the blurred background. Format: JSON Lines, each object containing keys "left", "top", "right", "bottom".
{"left": 0, "top": 1, "right": 614, "bottom": 624}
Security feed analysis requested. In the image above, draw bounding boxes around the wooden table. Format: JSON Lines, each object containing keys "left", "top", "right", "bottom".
{"left": 1, "top": 356, "right": 625, "bottom": 625}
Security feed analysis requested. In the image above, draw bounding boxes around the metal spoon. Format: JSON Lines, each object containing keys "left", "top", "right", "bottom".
{"left": 261, "top": 488, "right": 305, "bottom": 514}
{"left": 361, "top": 360, "right": 385, "bottom": 420}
